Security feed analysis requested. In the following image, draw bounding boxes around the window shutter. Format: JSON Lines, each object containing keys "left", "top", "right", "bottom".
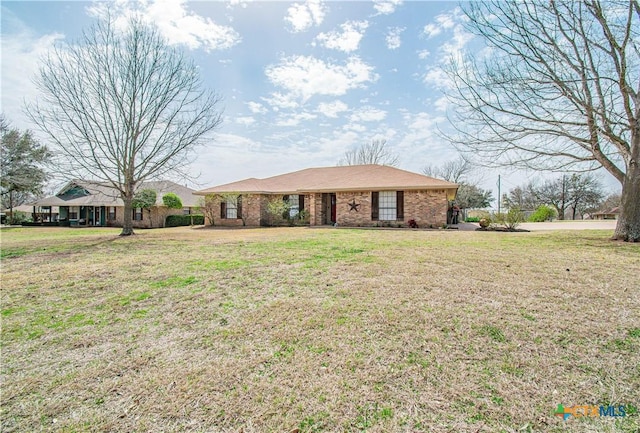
{"left": 371, "top": 192, "right": 379, "bottom": 220}
{"left": 299, "top": 195, "right": 305, "bottom": 213}
{"left": 220, "top": 201, "right": 226, "bottom": 219}
{"left": 237, "top": 196, "right": 242, "bottom": 219}
{"left": 396, "top": 191, "right": 404, "bottom": 220}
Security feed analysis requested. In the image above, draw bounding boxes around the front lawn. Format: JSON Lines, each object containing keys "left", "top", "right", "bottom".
{"left": 1, "top": 226, "right": 638, "bottom": 432}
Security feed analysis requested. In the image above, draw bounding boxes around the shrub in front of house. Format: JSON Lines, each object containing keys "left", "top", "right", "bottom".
{"left": 165, "top": 214, "right": 204, "bottom": 227}
{"left": 8, "top": 211, "right": 31, "bottom": 225}
{"left": 493, "top": 208, "right": 525, "bottom": 230}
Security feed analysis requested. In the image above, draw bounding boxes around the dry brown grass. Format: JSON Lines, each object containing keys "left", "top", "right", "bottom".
{"left": 1, "top": 226, "right": 639, "bottom": 432}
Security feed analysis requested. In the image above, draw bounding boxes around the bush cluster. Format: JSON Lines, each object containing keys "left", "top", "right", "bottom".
{"left": 492, "top": 208, "right": 525, "bottom": 230}
{"left": 528, "top": 205, "right": 556, "bottom": 222}
{"left": 165, "top": 214, "right": 204, "bottom": 227}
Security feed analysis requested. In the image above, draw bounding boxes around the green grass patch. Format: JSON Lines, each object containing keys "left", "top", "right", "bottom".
{"left": 149, "top": 275, "right": 197, "bottom": 288}
{"left": 478, "top": 324, "right": 507, "bottom": 343}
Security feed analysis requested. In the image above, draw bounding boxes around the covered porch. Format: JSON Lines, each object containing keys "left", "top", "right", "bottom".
{"left": 58, "top": 205, "right": 108, "bottom": 227}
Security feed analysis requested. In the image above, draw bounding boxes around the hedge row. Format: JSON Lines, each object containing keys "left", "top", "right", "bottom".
{"left": 165, "top": 214, "right": 205, "bottom": 227}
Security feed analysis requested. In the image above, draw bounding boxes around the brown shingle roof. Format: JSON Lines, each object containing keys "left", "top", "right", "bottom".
{"left": 33, "top": 180, "right": 199, "bottom": 207}
{"left": 196, "top": 164, "right": 458, "bottom": 195}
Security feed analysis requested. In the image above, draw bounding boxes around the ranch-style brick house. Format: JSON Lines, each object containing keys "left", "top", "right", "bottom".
{"left": 33, "top": 180, "right": 199, "bottom": 228}
{"left": 195, "top": 165, "right": 458, "bottom": 227}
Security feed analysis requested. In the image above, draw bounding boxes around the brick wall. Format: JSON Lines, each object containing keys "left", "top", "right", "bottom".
{"left": 203, "top": 190, "right": 449, "bottom": 228}
{"left": 334, "top": 189, "right": 448, "bottom": 227}
{"left": 403, "top": 190, "right": 448, "bottom": 227}
{"left": 204, "top": 194, "right": 309, "bottom": 227}
{"left": 336, "top": 191, "right": 371, "bottom": 226}
{"left": 111, "top": 206, "right": 190, "bottom": 228}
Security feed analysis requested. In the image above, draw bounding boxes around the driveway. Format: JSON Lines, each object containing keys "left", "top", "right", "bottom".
{"left": 453, "top": 220, "right": 617, "bottom": 231}
{"left": 519, "top": 220, "right": 617, "bottom": 231}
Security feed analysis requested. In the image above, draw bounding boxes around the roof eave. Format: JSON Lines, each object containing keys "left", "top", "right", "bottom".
{"left": 298, "top": 185, "right": 459, "bottom": 193}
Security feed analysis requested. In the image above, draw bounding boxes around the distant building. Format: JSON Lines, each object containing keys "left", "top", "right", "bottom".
{"left": 33, "top": 180, "right": 199, "bottom": 227}
{"left": 591, "top": 207, "right": 619, "bottom": 220}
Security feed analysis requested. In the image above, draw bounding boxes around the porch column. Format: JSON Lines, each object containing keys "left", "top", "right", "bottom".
{"left": 308, "top": 193, "right": 317, "bottom": 226}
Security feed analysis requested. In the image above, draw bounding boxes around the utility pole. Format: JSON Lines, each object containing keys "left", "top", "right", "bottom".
{"left": 497, "top": 174, "right": 501, "bottom": 214}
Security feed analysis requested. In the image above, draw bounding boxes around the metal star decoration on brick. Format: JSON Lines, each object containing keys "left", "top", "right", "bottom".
{"left": 348, "top": 199, "right": 360, "bottom": 212}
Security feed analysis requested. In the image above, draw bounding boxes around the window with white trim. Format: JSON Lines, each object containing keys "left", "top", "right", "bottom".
{"left": 69, "top": 206, "right": 79, "bottom": 220}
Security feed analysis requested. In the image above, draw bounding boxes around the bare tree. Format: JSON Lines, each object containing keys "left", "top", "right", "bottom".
{"left": 27, "top": 15, "right": 223, "bottom": 235}
{"left": 504, "top": 174, "right": 604, "bottom": 219}
{"left": 566, "top": 174, "right": 605, "bottom": 220}
{"left": 444, "top": 1, "right": 640, "bottom": 241}
{"left": 502, "top": 183, "right": 542, "bottom": 212}
{"left": 422, "top": 156, "right": 491, "bottom": 210}
{"left": 422, "top": 156, "right": 472, "bottom": 183}
{"left": 532, "top": 177, "right": 571, "bottom": 220}
{"left": 339, "top": 139, "right": 399, "bottom": 167}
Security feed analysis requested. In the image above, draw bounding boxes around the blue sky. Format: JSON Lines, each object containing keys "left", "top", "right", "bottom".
{"left": 0, "top": 0, "right": 619, "bottom": 198}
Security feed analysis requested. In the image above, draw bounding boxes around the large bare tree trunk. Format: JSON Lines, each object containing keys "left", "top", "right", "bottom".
{"left": 614, "top": 133, "right": 640, "bottom": 241}
{"left": 121, "top": 184, "right": 135, "bottom": 236}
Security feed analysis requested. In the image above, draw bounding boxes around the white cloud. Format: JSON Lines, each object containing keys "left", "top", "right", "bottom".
{"left": 349, "top": 106, "right": 387, "bottom": 122}
{"left": 275, "top": 112, "right": 317, "bottom": 127}
{"left": 236, "top": 116, "right": 256, "bottom": 126}
{"left": 285, "top": 0, "right": 327, "bottom": 33}
{"left": 247, "top": 101, "right": 268, "bottom": 114}
{"left": 422, "top": 67, "right": 456, "bottom": 90}
{"left": 87, "top": 0, "right": 241, "bottom": 51}
{"left": 434, "top": 96, "right": 450, "bottom": 112}
{"left": 423, "top": 23, "right": 441, "bottom": 38}
{"left": 315, "top": 20, "right": 368, "bottom": 53}
{"left": 441, "top": 25, "right": 474, "bottom": 56}
{"left": 421, "top": 7, "right": 473, "bottom": 89}
{"left": 227, "top": 0, "right": 251, "bottom": 9}
{"left": 344, "top": 123, "right": 367, "bottom": 133}
{"left": 265, "top": 55, "right": 378, "bottom": 102}
{"left": 0, "top": 20, "right": 64, "bottom": 131}
{"left": 423, "top": 9, "right": 458, "bottom": 38}
{"left": 385, "top": 26, "right": 404, "bottom": 50}
{"left": 397, "top": 111, "right": 443, "bottom": 148}
{"left": 261, "top": 92, "right": 300, "bottom": 111}
{"left": 317, "top": 100, "right": 349, "bottom": 118}
{"left": 417, "top": 49, "right": 430, "bottom": 59}
{"left": 373, "top": 0, "right": 403, "bottom": 15}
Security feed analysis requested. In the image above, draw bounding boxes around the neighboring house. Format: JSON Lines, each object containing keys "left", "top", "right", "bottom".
{"left": 33, "top": 180, "right": 199, "bottom": 228}
{"left": 195, "top": 164, "right": 458, "bottom": 227}
{"left": 1, "top": 205, "right": 59, "bottom": 223}
{"left": 591, "top": 207, "right": 619, "bottom": 220}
